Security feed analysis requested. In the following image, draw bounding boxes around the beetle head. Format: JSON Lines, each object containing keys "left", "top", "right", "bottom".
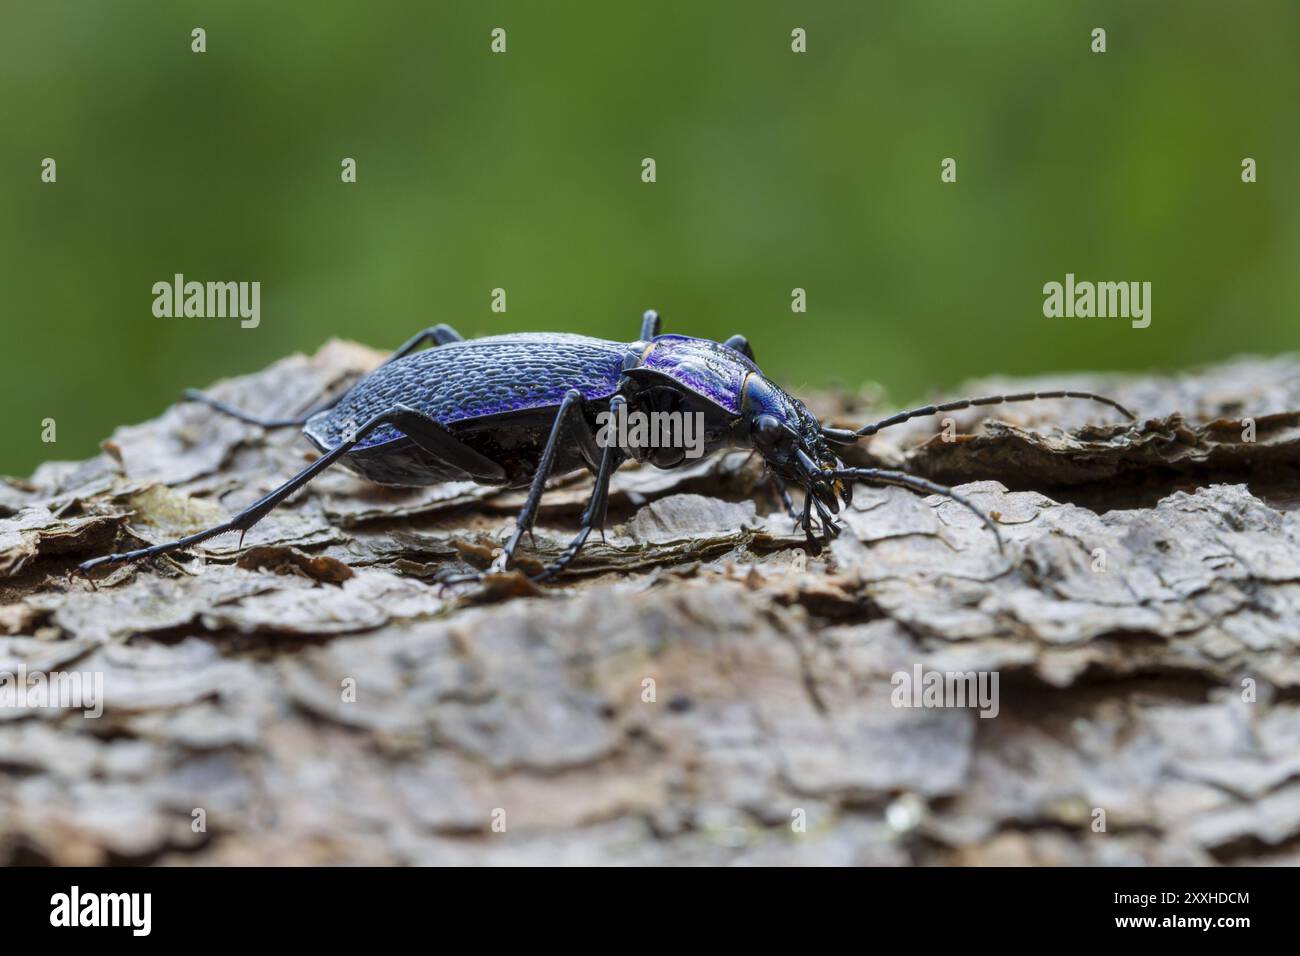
{"left": 739, "top": 374, "right": 850, "bottom": 542}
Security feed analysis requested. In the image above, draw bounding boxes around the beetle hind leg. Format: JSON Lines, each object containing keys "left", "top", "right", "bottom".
{"left": 182, "top": 324, "right": 467, "bottom": 429}
{"left": 722, "top": 334, "right": 755, "bottom": 362}
{"left": 76, "top": 403, "right": 503, "bottom": 577}
{"left": 181, "top": 389, "right": 318, "bottom": 428}
{"left": 385, "top": 407, "right": 506, "bottom": 483}
{"left": 77, "top": 405, "right": 440, "bottom": 575}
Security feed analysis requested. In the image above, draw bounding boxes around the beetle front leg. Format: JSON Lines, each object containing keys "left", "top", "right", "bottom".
{"left": 769, "top": 475, "right": 799, "bottom": 522}
{"left": 796, "top": 495, "right": 821, "bottom": 555}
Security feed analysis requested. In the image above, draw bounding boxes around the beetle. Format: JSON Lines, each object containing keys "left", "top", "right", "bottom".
{"left": 76, "top": 310, "right": 1135, "bottom": 581}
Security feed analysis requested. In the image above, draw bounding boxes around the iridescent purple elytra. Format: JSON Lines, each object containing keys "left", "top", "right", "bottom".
{"left": 305, "top": 332, "right": 756, "bottom": 453}
{"left": 289, "top": 328, "right": 803, "bottom": 491}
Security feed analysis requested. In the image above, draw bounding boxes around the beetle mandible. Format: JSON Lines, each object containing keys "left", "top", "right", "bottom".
{"left": 77, "top": 310, "right": 1135, "bottom": 581}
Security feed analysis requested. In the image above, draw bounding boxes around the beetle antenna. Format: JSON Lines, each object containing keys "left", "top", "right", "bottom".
{"left": 843, "top": 390, "right": 1135, "bottom": 438}
{"left": 814, "top": 467, "right": 1004, "bottom": 553}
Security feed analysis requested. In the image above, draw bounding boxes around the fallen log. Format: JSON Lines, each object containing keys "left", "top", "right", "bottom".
{"left": 2, "top": 343, "right": 1298, "bottom": 865}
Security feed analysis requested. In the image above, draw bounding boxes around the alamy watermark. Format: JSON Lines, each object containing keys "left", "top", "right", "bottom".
{"left": 50, "top": 886, "right": 150, "bottom": 936}
{"left": 0, "top": 666, "right": 104, "bottom": 718}
{"left": 595, "top": 403, "right": 705, "bottom": 459}
{"left": 891, "top": 664, "right": 999, "bottom": 719}
{"left": 1043, "top": 273, "right": 1150, "bottom": 329}
{"left": 152, "top": 273, "right": 260, "bottom": 328}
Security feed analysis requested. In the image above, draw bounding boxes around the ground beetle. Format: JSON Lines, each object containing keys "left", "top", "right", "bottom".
{"left": 78, "top": 311, "right": 1135, "bottom": 581}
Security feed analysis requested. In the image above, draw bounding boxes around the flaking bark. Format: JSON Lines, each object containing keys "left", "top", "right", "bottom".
{"left": 2, "top": 342, "right": 1298, "bottom": 865}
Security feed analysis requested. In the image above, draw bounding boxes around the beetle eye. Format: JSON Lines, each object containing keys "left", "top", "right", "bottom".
{"left": 754, "top": 415, "right": 783, "bottom": 444}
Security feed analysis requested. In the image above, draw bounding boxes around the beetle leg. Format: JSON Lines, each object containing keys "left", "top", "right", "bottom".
{"left": 583, "top": 396, "right": 625, "bottom": 532}
{"left": 769, "top": 475, "right": 799, "bottom": 525}
{"left": 569, "top": 406, "right": 604, "bottom": 474}
{"left": 722, "top": 334, "right": 755, "bottom": 362}
{"left": 75, "top": 405, "right": 459, "bottom": 575}
{"left": 797, "top": 493, "right": 819, "bottom": 554}
{"left": 587, "top": 395, "right": 627, "bottom": 548}
{"left": 533, "top": 407, "right": 628, "bottom": 582}
{"left": 439, "top": 436, "right": 625, "bottom": 586}
{"left": 639, "top": 309, "right": 661, "bottom": 340}
{"left": 380, "top": 324, "right": 463, "bottom": 366}
{"left": 180, "top": 389, "right": 327, "bottom": 428}
{"left": 492, "top": 389, "right": 592, "bottom": 573}
{"left": 182, "top": 324, "right": 466, "bottom": 428}
{"left": 383, "top": 406, "right": 507, "bottom": 483}
{"left": 809, "top": 494, "right": 840, "bottom": 543}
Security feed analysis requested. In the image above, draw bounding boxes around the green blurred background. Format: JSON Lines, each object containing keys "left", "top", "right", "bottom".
{"left": 3, "top": 1, "right": 1297, "bottom": 476}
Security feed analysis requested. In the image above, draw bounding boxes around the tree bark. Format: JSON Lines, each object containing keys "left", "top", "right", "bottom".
{"left": 2, "top": 342, "right": 1298, "bottom": 865}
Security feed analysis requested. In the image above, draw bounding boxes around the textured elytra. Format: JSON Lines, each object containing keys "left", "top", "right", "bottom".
{"left": 304, "top": 333, "right": 628, "bottom": 450}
